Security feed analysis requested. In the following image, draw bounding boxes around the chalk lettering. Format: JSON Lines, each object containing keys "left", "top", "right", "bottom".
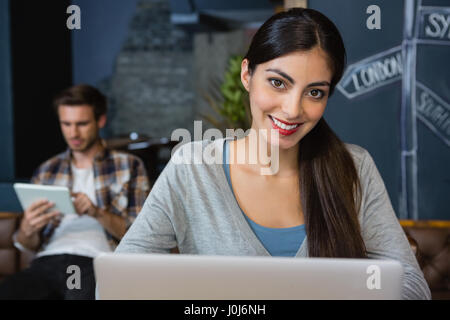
{"left": 424, "top": 13, "right": 450, "bottom": 39}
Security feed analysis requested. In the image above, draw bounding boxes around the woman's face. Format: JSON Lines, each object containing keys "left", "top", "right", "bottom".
{"left": 241, "top": 47, "right": 333, "bottom": 150}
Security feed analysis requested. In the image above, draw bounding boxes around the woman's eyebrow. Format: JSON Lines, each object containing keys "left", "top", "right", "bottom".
{"left": 306, "top": 81, "right": 330, "bottom": 88}
{"left": 266, "top": 68, "right": 295, "bottom": 84}
{"left": 265, "top": 69, "right": 330, "bottom": 88}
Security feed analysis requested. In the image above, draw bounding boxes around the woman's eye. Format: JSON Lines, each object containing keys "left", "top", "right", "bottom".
{"left": 270, "top": 79, "right": 285, "bottom": 89}
{"left": 309, "top": 89, "right": 324, "bottom": 99}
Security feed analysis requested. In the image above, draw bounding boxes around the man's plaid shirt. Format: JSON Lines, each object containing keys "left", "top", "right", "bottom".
{"left": 31, "top": 145, "right": 150, "bottom": 249}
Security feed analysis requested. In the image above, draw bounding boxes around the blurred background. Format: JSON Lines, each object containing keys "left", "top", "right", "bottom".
{"left": 0, "top": 0, "right": 449, "bottom": 221}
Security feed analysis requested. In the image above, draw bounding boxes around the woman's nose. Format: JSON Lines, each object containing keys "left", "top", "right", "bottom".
{"left": 281, "top": 93, "right": 304, "bottom": 121}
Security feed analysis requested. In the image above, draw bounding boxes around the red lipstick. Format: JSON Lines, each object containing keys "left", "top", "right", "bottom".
{"left": 269, "top": 115, "right": 303, "bottom": 136}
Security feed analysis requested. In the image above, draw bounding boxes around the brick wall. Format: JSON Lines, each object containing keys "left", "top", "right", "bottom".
{"left": 104, "top": 0, "right": 195, "bottom": 139}
{"left": 102, "top": 0, "right": 251, "bottom": 140}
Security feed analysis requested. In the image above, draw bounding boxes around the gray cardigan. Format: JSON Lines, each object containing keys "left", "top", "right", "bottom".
{"left": 115, "top": 137, "right": 431, "bottom": 300}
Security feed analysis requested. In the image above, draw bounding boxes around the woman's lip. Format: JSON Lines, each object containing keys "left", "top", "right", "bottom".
{"left": 269, "top": 115, "right": 302, "bottom": 125}
{"left": 269, "top": 115, "right": 302, "bottom": 135}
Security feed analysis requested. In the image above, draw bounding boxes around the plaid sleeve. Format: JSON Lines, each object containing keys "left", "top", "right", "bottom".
{"left": 29, "top": 154, "right": 67, "bottom": 185}
{"left": 123, "top": 156, "right": 150, "bottom": 230}
{"left": 31, "top": 170, "right": 41, "bottom": 184}
{"left": 30, "top": 165, "right": 45, "bottom": 184}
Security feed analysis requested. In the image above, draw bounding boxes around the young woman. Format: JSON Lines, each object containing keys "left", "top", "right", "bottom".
{"left": 115, "top": 8, "right": 431, "bottom": 300}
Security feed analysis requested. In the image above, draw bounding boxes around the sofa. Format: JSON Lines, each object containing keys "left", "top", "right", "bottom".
{"left": 399, "top": 220, "right": 450, "bottom": 300}
{"left": 0, "top": 212, "right": 34, "bottom": 283}
{"left": 1, "top": 212, "right": 448, "bottom": 299}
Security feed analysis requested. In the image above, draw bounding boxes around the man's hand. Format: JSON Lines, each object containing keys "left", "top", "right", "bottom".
{"left": 19, "top": 200, "right": 61, "bottom": 238}
{"left": 72, "top": 192, "right": 99, "bottom": 217}
{"left": 72, "top": 192, "right": 126, "bottom": 239}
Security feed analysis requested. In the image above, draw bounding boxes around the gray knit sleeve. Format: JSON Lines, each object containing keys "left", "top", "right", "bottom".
{"left": 357, "top": 148, "right": 431, "bottom": 300}
{"left": 115, "top": 148, "right": 187, "bottom": 254}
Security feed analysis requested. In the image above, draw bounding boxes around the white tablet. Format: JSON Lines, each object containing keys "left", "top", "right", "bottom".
{"left": 14, "top": 183, "right": 76, "bottom": 215}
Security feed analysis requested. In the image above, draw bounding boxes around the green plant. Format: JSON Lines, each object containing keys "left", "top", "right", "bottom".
{"left": 200, "top": 55, "right": 252, "bottom": 133}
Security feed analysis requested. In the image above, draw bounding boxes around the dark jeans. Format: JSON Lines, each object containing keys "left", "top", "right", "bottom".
{"left": 0, "top": 254, "right": 96, "bottom": 300}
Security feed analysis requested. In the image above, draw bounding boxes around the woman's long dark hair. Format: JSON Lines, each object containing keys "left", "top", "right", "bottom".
{"left": 244, "top": 8, "right": 367, "bottom": 258}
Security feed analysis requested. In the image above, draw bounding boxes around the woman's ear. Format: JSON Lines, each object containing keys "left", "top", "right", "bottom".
{"left": 241, "top": 58, "right": 251, "bottom": 92}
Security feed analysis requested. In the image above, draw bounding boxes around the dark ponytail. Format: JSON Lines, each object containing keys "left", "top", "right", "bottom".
{"left": 299, "top": 119, "right": 366, "bottom": 257}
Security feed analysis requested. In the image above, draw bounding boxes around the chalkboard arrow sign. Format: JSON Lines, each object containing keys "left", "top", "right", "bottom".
{"left": 337, "top": 6, "right": 450, "bottom": 100}
{"left": 336, "top": 1, "right": 450, "bottom": 220}
{"left": 416, "top": 81, "right": 450, "bottom": 147}
{"left": 336, "top": 46, "right": 403, "bottom": 99}
{"left": 416, "top": 6, "right": 450, "bottom": 45}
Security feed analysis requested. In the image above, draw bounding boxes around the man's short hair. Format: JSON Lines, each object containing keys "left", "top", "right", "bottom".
{"left": 53, "top": 84, "right": 107, "bottom": 120}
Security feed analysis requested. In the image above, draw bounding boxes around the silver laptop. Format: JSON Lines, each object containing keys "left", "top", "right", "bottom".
{"left": 94, "top": 253, "right": 403, "bottom": 300}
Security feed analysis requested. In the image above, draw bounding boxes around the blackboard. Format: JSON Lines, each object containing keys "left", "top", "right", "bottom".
{"left": 312, "top": 0, "right": 450, "bottom": 220}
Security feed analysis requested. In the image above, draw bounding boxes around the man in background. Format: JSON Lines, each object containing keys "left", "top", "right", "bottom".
{"left": 0, "top": 84, "right": 150, "bottom": 299}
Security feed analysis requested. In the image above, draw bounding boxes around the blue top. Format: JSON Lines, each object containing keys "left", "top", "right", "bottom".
{"left": 222, "top": 139, "right": 306, "bottom": 257}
